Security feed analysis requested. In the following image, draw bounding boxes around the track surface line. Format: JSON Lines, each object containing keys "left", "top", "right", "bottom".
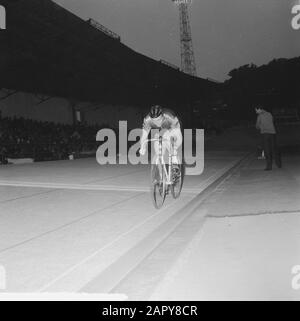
{"left": 37, "top": 198, "right": 181, "bottom": 292}
{"left": 0, "top": 192, "right": 143, "bottom": 254}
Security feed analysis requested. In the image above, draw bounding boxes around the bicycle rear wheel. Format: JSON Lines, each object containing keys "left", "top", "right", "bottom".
{"left": 171, "top": 163, "right": 184, "bottom": 199}
{"left": 151, "top": 163, "right": 166, "bottom": 209}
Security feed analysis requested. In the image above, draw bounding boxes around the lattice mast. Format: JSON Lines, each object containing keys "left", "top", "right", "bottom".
{"left": 172, "top": 0, "right": 197, "bottom": 76}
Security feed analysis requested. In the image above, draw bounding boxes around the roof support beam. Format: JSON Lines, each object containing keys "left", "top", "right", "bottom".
{"left": 34, "top": 94, "right": 52, "bottom": 105}
{"left": 0, "top": 89, "right": 18, "bottom": 101}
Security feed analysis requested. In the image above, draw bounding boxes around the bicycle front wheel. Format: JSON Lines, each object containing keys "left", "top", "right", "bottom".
{"left": 150, "top": 163, "right": 166, "bottom": 209}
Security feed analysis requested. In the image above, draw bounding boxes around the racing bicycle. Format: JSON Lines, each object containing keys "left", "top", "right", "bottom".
{"left": 141, "top": 137, "right": 184, "bottom": 209}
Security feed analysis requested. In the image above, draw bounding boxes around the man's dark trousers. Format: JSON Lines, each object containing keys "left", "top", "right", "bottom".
{"left": 263, "top": 133, "right": 281, "bottom": 169}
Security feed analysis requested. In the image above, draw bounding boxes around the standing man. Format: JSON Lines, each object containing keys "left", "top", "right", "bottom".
{"left": 255, "top": 106, "right": 282, "bottom": 170}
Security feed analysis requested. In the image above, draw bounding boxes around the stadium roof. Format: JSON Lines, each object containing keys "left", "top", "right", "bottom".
{"left": 0, "top": 0, "right": 219, "bottom": 107}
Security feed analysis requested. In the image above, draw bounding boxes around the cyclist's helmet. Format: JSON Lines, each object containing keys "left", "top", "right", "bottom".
{"left": 150, "top": 105, "right": 163, "bottom": 119}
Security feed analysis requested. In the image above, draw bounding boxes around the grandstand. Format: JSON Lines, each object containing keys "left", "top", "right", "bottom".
{"left": 0, "top": 0, "right": 219, "bottom": 129}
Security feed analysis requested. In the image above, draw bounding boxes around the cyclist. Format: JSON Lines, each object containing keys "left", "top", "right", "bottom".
{"left": 139, "top": 105, "right": 183, "bottom": 175}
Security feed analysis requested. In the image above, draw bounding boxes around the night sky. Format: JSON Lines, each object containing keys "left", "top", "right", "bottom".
{"left": 54, "top": 0, "right": 300, "bottom": 81}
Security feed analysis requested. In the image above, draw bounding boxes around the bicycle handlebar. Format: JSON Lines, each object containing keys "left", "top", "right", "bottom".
{"left": 140, "top": 138, "right": 171, "bottom": 150}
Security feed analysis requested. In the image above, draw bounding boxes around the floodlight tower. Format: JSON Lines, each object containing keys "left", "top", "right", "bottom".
{"left": 172, "top": 0, "right": 197, "bottom": 76}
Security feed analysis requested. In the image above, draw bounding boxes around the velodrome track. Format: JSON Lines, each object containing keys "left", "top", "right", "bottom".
{"left": 0, "top": 151, "right": 247, "bottom": 294}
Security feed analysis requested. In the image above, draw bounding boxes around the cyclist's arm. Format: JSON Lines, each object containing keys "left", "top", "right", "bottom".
{"left": 140, "top": 129, "right": 149, "bottom": 147}
{"left": 173, "top": 117, "right": 181, "bottom": 130}
{"left": 164, "top": 112, "right": 180, "bottom": 130}
{"left": 140, "top": 117, "right": 151, "bottom": 151}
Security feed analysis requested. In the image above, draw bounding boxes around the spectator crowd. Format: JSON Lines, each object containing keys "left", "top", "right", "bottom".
{"left": 0, "top": 116, "right": 99, "bottom": 164}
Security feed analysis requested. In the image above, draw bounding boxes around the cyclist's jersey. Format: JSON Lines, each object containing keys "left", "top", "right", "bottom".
{"left": 142, "top": 108, "right": 181, "bottom": 133}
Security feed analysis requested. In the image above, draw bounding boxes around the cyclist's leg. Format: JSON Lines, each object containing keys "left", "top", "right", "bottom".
{"left": 168, "top": 128, "right": 183, "bottom": 164}
{"left": 152, "top": 132, "right": 160, "bottom": 165}
{"left": 153, "top": 133, "right": 166, "bottom": 179}
{"left": 164, "top": 129, "right": 182, "bottom": 182}
{"left": 161, "top": 131, "right": 177, "bottom": 182}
